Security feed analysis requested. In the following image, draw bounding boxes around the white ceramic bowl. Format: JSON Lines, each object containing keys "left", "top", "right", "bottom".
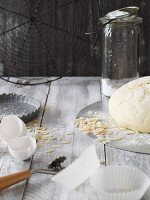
{"left": 90, "top": 165, "right": 150, "bottom": 200}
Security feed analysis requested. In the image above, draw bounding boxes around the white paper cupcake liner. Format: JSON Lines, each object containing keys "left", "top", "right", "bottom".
{"left": 90, "top": 165, "right": 150, "bottom": 200}
{"left": 52, "top": 145, "right": 100, "bottom": 190}
{"left": 50, "top": 178, "right": 98, "bottom": 200}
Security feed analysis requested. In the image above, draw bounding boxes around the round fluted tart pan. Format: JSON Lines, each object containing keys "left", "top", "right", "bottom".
{"left": 0, "top": 93, "right": 40, "bottom": 123}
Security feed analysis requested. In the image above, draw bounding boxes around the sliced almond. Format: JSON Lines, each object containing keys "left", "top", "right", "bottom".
{"left": 60, "top": 141, "right": 70, "bottom": 144}
{"left": 52, "top": 144, "right": 62, "bottom": 148}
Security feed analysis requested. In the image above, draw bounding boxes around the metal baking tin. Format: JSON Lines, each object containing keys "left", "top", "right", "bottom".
{"left": 77, "top": 97, "right": 150, "bottom": 155}
{"left": 0, "top": 93, "right": 40, "bottom": 123}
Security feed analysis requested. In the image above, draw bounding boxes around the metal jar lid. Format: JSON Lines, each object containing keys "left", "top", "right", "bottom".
{"left": 99, "top": 6, "right": 142, "bottom": 25}
{"left": 99, "top": 16, "right": 142, "bottom": 25}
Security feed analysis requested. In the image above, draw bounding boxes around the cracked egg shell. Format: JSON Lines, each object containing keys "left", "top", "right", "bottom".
{"left": 8, "top": 136, "right": 36, "bottom": 161}
{"left": 0, "top": 115, "right": 27, "bottom": 141}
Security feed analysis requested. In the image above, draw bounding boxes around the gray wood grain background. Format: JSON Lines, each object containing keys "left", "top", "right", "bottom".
{"left": 0, "top": 0, "right": 149, "bottom": 76}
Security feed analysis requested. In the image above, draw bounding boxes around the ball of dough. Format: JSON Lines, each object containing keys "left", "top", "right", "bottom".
{"left": 108, "top": 76, "right": 150, "bottom": 133}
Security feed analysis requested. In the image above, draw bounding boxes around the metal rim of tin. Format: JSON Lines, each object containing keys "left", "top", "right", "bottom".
{"left": 0, "top": 93, "right": 41, "bottom": 123}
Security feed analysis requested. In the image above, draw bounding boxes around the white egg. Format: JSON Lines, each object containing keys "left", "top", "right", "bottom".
{"left": 0, "top": 115, "right": 27, "bottom": 141}
{"left": 8, "top": 136, "right": 36, "bottom": 161}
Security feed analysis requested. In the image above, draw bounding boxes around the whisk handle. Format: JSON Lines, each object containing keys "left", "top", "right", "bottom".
{"left": 0, "top": 170, "right": 32, "bottom": 191}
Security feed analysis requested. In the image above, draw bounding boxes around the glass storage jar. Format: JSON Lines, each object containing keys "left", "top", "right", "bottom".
{"left": 100, "top": 16, "right": 142, "bottom": 97}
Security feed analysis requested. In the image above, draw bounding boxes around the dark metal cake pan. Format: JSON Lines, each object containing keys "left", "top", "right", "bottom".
{"left": 0, "top": 93, "right": 41, "bottom": 123}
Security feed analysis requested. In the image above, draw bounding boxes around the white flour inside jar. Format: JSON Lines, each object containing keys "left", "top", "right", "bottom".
{"left": 101, "top": 77, "right": 138, "bottom": 97}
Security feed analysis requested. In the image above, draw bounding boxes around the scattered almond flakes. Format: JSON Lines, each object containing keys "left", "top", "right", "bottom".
{"left": 97, "top": 138, "right": 105, "bottom": 142}
{"left": 112, "top": 136, "right": 124, "bottom": 141}
{"left": 74, "top": 116, "right": 129, "bottom": 144}
{"left": 26, "top": 120, "right": 74, "bottom": 150}
{"left": 52, "top": 144, "right": 62, "bottom": 148}
{"left": 51, "top": 128, "right": 58, "bottom": 132}
{"left": 65, "top": 132, "right": 73, "bottom": 135}
{"left": 45, "top": 149, "right": 55, "bottom": 154}
{"left": 60, "top": 141, "right": 70, "bottom": 144}
{"left": 75, "top": 117, "right": 107, "bottom": 136}
{"left": 37, "top": 144, "right": 42, "bottom": 148}
{"left": 102, "top": 141, "right": 107, "bottom": 144}
{"left": 87, "top": 111, "right": 94, "bottom": 115}
{"left": 44, "top": 141, "right": 50, "bottom": 144}
{"left": 44, "top": 106, "right": 51, "bottom": 110}
{"left": 135, "top": 130, "right": 139, "bottom": 134}
{"left": 37, "top": 127, "right": 46, "bottom": 131}
{"left": 127, "top": 130, "right": 135, "bottom": 134}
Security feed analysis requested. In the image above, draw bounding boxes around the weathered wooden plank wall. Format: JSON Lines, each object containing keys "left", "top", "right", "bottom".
{"left": 0, "top": 0, "right": 149, "bottom": 76}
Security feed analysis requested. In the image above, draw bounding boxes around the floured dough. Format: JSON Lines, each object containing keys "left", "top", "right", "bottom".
{"left": 108, "top": 76, "right": 150, "bottom": 133}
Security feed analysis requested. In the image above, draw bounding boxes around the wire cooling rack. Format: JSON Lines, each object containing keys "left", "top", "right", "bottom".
{"left": 0, "top": 0, "right": 100, "bottom": 85}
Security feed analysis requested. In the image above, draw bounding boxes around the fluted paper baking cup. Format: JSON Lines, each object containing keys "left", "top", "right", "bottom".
{"left": 52, "top": 145, "right": 100, "bottom": 190}
{"left": 90, "top": 165, "right": 150, "bottom": 200}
